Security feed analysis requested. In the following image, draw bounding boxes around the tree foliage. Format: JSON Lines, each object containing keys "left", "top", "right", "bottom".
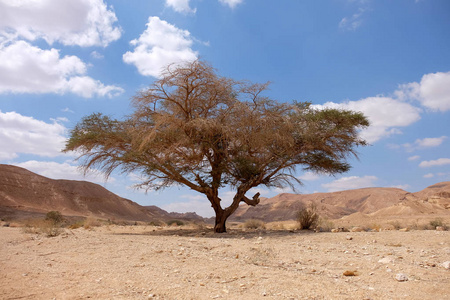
{"left": 65, "top": 60, "right": 369, "bottom": 232}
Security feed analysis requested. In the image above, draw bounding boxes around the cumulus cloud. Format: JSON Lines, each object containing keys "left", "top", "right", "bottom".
{"left": 397, "top": 71, "right": 450, "bottom": 112}
{"left": 399, "top": 136, "right": 447, "bottom": 152}
{"left": 218, "top": 0, "right": 243, "bottom": 9}
{"left": 0, "top": 110, "right": 67, "bottom": 160}
{"left": 419, "top": 158, "right": 450, "bottom": 168}
{"left": 166, "top": 0, "right": 196, "bottom": 14}
{"left": 123, "top": 17, "right": 198, "bottom": 78}
{"left": 14, "top": 160, "right": 112, "bottom": 183}
{"left": 0, "top": 41, "right": 123, "bottom": 97}
{"left": 0, "top": 0, "right": 121, "bottom": 47}
{"left": 313, "top": 97, "right": 421, "bottom": 143}
{"left": 322, "top": 175, "right": 378, "bottom": 192}
{"left": 408, "top": 155, "right": 420, "bottom": 161}
{"left": 415, "top": 136, "right": 447, "bottom": 148}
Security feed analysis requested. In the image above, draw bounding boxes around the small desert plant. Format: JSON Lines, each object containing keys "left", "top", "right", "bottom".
{"left": 429, "top": 218, "right": 447, "bottom": 230}
{"left": 243, "top": 219, "right": 266, "bottom": 230}
{"left": 83, "top": 217, "right": 102, "bottom": 229}
{"left": 297, "top": 203, "right": 319, "bottom": 230}
{"left": 45, "top": 211, "right": 63, "bottom": 225}
{"left": 23, "top": 218, "right": 62, "bottom": 237}
{"left": 317, "top": 217, "right": 335, "bottom": 232}
{"left": 148, "top": 220, "right": 165, "bottom": 227}
{"left": 167, "top": 219, "right": 185, "bottom": 226}
{"left": 388, "top": 220, "right": 402, "bottom": 230}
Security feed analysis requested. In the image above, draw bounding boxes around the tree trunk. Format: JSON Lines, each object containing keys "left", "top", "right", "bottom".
{"left": 214, "top": 209, "right": 228, "bottom": 233}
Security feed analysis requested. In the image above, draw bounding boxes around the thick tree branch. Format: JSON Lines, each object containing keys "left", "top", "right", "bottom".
{"left": 241, "top": 192, "right": 260, "bottom": 206}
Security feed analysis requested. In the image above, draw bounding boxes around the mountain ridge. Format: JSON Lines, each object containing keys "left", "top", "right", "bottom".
{"left": 1, "top": 164, "right": 449, "bottom": 225}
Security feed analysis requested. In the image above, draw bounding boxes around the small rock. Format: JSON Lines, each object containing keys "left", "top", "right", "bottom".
{"left": 378, "top": 257, "right": 394, "bottom": 264}
{"left": 351, "top": 226, "right": 364, "bottom": 232}
{"left": 346, "top": 236, "right": 353, "bottom": 240}
{"left": 395, "top": 273, "right": 408, "bottom": 282}
{"left": 399, "top": 228, "right": 409, "bottom": 232}
{"left": 441, "top": 261, "right": 450, "bottom": 269}
{"left": 343, "top": 270, "right": 358, "bottom": 276}
{"left": 436, "top": 226, "right": 445, "bottom": 231}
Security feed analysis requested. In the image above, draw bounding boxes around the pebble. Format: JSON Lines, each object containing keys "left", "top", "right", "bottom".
{"left": 442, "top": 261, "right": 450, "bottom": 269}
{"left": 343, "top": 270, "right": 357, "bottom": 276}
{"left": 394, "top": 273, "right": 408, "bottom": 282}
{"left": 378, "top": 257, "right": 394, "bottom": 264}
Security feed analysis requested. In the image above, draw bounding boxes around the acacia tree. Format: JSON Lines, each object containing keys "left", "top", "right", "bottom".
{"left": 64, "top": 60, "right": 369, "bottom": 233}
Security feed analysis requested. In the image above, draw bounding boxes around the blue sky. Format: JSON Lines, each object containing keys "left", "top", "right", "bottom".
{"left": 1, "top": 0, "right": 449, "bottom": 217}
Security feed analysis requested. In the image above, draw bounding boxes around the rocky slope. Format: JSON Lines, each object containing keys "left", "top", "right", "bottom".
{"left": 0, "top": 164, "right": 168, "bottom": 222}
{"left": 231, "top": 182, "right": 450, "bottom": 223}
{"left": 1, "top": 164, "right": 449, "bottom": 225}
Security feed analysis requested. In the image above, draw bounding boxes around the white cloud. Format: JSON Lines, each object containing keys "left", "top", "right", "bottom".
{"left": 166, "top": 0, "right": 196, "bottom": 14}
{"left": 0, "top": 0, "right": 121, "bottom": 47}
{"left": 408, "top": 155, "right": 420, "bottom": 161}
{"left": 61, "top": 107, "right": 74, "bottom": 113}
{"left": 419, "top": 158, "right": 450, "bottom": 168}
{"left": 391, "top": 184, "right": 410, "bottom": 191}
{"left": 0, "top": 41, "right": 123, "bottom": 97}
{"left": 322, "top": 175, "right": 378, "bottom": 192}
{"left": 339, "top": 7, "right": 366, "bottom": 31}
{"left": 298, "top": 171, "right": 321, "bottom": 181}
{"left": 218, "top": 0, "right": 243, "bottom": 9}
{"left": 415, "top": 136, "right": 447, "bottom": 148}
{"left": 14, "top": 160, "right": 112, "bottom": 183}
{"left": 423, "top": 173, "right": 434, "bottom": 178}
{"left": 90, "top": 50, "right": 104, "bottom": 59}
{"left": 313, "top": 97, "right": 421, "bottom": 143}
{"left": 399, "top": 136, "right": 447, "bottom": 152}
{"left": 123, "top": 17, "right": 198, "bottom": 78}
{"left": 397, "top": 71, "right": 450, "bottom": 112}
{"left": 0, "top": 110, "right": 67, "bottom": 160}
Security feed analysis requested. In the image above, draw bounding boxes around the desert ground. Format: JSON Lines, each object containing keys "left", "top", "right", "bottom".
{"left": 1, "top": 224, "right": 449, "bottom": 300}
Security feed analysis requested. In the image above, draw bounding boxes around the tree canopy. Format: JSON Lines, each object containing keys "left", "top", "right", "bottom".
{"left": 65, "top": 60, "right": 369, "bottom": 232}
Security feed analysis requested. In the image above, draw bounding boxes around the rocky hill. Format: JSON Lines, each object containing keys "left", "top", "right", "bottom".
{"left": 231, "top": 182, "right": 450, "bottom": 224}
{"left": 0, "top": 164, "right": 202, "bottom": 222}
{"left": 1, "top": 164, "right": 449, "bottom": 225}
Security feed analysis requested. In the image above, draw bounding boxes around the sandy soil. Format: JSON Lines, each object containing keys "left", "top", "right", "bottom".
{"left": 1, "top": 225, "right": 449, "bottom": 300}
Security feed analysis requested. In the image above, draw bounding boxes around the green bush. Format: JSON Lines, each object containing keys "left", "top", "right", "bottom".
{"left": 297, "top": 203, "right": 319, "bottom": 230}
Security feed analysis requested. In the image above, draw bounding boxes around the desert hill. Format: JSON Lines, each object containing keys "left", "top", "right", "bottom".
{"left": 231, "top": 182, "right": 450, "bottom": 224}
{"left": 1, "top": 164, "right": 449, "bottom": 226}
{"left": 0, "top": 164, "right": 203, "bottom": 222}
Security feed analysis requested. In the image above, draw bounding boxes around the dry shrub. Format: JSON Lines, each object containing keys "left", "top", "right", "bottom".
{"left": 369, "top": 223, "right": 382, "bottom": 232}
{"left": 147, "top": 220, "right": 165, "bottom": 227}
{"left": 317, "top": 217, "right": 335, "bottom": 232}
{"left": 83, "top": 217, "right": 103, "bottom": 229}
{"left": 243, "top": 219, "right": 266, "bottom": 230}
{"left": 297, "top": 203, "right": 319, "bottom": 230}
{"left": 388, "top": 220, "right": 403, "bottom": 230}
{"left": 23, "top": 218, "right": 62, "bottom": 237}
{"left": 45, "top": 211, "right": 63, "bottom": 225}
{"left": 167, "top": 219, "right": 185, "bottom": 226}
{"left": 429, "top": 218, "right": 447, "bottom": 230}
